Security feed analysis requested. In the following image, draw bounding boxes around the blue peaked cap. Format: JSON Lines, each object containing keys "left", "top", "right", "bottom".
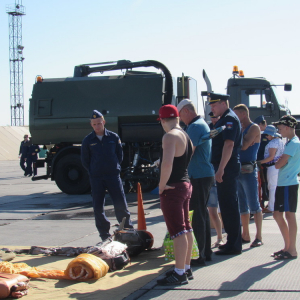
{"left": 254, "top": 115, "right": 265, "bottom": 124}
{"left": 91, "top": 110, "right": 103, "bottom": 119}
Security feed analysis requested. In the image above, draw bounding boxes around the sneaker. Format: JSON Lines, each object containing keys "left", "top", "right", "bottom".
{"left": 186, "top": 268, "right": 194, "bottom": 280}
{"left": 157, "top": 270, "right": 188, "bottom": 286}
{"left": 165, "top": 268, "right": 194, "bottom": 280}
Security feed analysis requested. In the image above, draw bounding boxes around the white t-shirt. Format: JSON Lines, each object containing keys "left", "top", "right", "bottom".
{"left": 264, "top": 138, "right": 284, "bottom": 164}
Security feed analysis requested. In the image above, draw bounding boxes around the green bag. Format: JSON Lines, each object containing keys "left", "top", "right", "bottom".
{"left": 163, "top": 211, "right": 199, "bottom": 261}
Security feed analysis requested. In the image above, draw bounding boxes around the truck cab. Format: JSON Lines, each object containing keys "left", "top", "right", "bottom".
{"left": 203, "top": 66, "right": 293, "bottom": 127}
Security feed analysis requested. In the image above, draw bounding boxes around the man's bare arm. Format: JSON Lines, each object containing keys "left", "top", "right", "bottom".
{"left": 215, "top": 140, "right": 234, "bottom": 183}
{"left": 159, "top": 134, "right": 176, "bottom": 194}
{"left": 242, "top": 124, "right": 260, "bottom": 150}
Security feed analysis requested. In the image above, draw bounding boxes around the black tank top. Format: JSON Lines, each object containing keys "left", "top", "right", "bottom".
{"left": 160, "top": 128, "right": 193, "bottom": 185}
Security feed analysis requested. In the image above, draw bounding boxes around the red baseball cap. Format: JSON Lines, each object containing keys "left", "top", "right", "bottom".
{"left": 157, "top": 105, "right": 179, "bottom": 121}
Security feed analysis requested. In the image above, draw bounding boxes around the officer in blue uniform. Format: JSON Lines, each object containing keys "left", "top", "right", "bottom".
{"left": 81, "top": 110, "right": 133, "bottom": 241}
{"left": 26, "top": 144, "right": 41, "bottom": 176}
{"left": 209, "top": 93, "right": 242, "bottom": 255}
{"left": 19, "top": 135, "right": 30, "bottom": 175}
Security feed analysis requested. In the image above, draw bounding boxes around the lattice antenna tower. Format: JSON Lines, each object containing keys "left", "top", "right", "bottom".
{"left": 6, "top": 1, "right": 26, "bottom": 126}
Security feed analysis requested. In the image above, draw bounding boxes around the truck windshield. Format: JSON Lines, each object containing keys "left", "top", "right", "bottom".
{"left": 271, "top": 86, "right": 287, "bottom": 108}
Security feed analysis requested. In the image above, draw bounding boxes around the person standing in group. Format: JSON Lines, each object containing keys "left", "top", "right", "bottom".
{"left": 255, "top": 115, "right": 269, "bottom": 163}
{"left": 157, "top": 105, "right": 194, "bottom": 286}
{"left": 207, "top": 112, "right": 224, "bottom": 248}
{"left": 209, "top": 93, "right": 242, "bottom": 255}
{"left": 271, "top": 115, "right": 300, "bottom": 260}
{"left": 177, "top": 99, "right": 215, "bottom": 265}
{"left": 233, "top": 104, "right": 263, "bottom": 248}
{"left": 25, "top": 144, "right": 41, "bottom": 177}
{"left": 258, "top": 125, "right": 284, "bottom": 213}
{"left": 19, "top": 134, "right": 30, "bottom": 175}
{"left": 255, "top": 115, "right": 269, "bottom": 207}
{"left": 81, "top": 110, "right": 133, "bottom": 242}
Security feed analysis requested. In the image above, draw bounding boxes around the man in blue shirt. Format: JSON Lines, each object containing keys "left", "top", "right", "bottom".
{"left": 209, "top": 93, "right": 242, "bottom": 255}
{"left": 81, "top": 110, "right": 133, "bottom": 241}
{"left": 177, "top": 99, "right": 215, "bottom": 264}
{"left": 234, "top": 104, "right": 263, "bottom": 248}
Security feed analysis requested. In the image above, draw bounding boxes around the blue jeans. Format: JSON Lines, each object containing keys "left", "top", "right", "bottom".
{"left": 237, "top": 168, "right": 262, "bottom": 214}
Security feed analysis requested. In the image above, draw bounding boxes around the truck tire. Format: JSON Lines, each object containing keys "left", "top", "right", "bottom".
{"left": 54, "top": 154, "right": 90, "bottom": 194}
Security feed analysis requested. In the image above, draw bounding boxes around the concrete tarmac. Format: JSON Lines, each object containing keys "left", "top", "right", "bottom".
{"left": 1, "top": 161, "right": 300, "bottom": 299}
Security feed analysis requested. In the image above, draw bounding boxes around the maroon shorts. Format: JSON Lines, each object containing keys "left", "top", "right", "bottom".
{"left": 160, "top": 181, "right": 193, "bottom": 239}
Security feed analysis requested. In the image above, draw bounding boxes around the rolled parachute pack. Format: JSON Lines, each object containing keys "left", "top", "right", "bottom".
{"left": 65, "top": 253, "right": 109, "bottom": 280}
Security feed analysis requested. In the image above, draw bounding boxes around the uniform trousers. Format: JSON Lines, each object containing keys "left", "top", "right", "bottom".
{"left": 25, "top": 157, "right": 33, "bottom": 176}
{"left": 190, "top": 176, "right": 214, "bottom": 259}
{"left": 20, "top": 155, "right": 26, "bottom": 172}
{"left": 214, "top": 162, "right": 242, "bottom": 252}
{"left": 90, "top": 175, "right": 133, "bottom": 240}
{"left": 26, "top": 157, "right": 38, "bottom": 176}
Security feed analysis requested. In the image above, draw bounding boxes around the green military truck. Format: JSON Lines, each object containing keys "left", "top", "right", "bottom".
{"left": 29, "top": 61, "right": 298, "bottom": 195}
{"left": 202, "top": 66, "right": 299, "bottom": 135}
{"left": 29, "top": 60, "right": 197, "bottom": 194}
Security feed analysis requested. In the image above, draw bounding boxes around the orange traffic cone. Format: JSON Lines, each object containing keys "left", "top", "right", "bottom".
{"left": 137, "top": 182, "right": 154, "bottom": 249}
{"left": 137, "top": 182, "right": 147, "bottom": 230}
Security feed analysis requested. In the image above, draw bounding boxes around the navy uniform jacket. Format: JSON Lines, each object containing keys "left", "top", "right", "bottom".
{"left": 27, "top": 145, "right": 40, "bottom": 162}
{"left": 257, "top": 133, "right": 269, "bottom": 161}
{"left": 19, "top": 140, "right": 30, "bottom": 156}
{"left": 211, "top": 108, "right": 242, "bottom": 165}
{"left": 81, "top": 128, "right": 123, "bottom": 177}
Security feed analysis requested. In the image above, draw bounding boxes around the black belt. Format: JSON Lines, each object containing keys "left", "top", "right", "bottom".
{"left": 266, "top": 162, "right": 276, "bottom": 167}
{"left": 241, "top": 161, "right": 256, "bottom": 166}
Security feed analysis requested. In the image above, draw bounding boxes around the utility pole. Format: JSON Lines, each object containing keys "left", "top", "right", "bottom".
{"left": 6, "top": 1, "right": 25, "bottom": 126}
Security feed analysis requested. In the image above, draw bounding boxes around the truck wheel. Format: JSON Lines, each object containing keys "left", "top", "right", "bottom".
{"left": 54, "top": 154, "right": 90, "bottom": 194}
{"left": 140, "top": 178, "right": 158, "bottom": 193}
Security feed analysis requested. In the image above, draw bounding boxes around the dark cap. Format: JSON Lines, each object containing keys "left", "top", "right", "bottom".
{"left": 208, "top": 92, "right": 230, "bottom": 105}
{"left": 254, "top": 115, "right": 265, "bottom": 124}
{"left": 272, "top": 115, "right": 297, "bottom": 129}
{"left": 91, "top": 110, "right": 103, "bottom": 119}
{"left": 158, "top": 105, "right": 179, "bottom": 121}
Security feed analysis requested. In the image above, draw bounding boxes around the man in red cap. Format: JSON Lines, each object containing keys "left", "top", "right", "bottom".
{"left": 157, "top": 105, "right": 194, "bottom": 286}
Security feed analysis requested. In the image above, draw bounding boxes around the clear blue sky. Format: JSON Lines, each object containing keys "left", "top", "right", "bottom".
{"left": 0, "top": 0, "right": 299, "bottom": 126}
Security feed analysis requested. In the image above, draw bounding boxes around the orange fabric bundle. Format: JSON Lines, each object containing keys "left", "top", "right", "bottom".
{"left": 65, "top": 253, "right": 109, "bottom": 281}
{"left": 0, "top": 254, "right": 108, "bottom": 281}
{"left": 0, "top": 261, "right": 66, "bottom": 279}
